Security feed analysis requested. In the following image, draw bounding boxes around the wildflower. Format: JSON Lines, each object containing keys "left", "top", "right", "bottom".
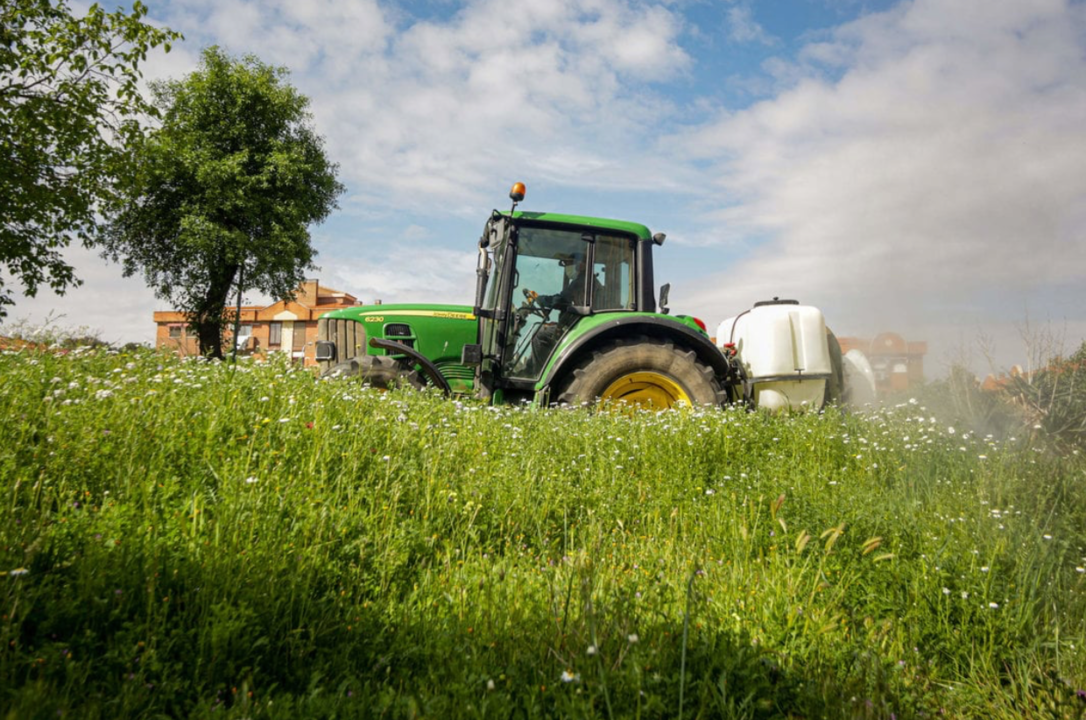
{"left": 1076, "top": 567, "right": 1085, "bottom": 573}
{"left": 487, "top": 679, "right": 496, "bottom": 691}
{"left": 961, "top": 591, "right": 969, "bottom": 599}
{"left": 942, "top": 587, "right": 951, "bottom": 595}
{"left": 9, "top": 568, "right": 29, "bottom": 577}
{"left": 988, "top": 602, "right": 999, "bottom": 609}
{"left": 586, "top": 645, "right": 597, "bottom": 656}
{"left": 628, "top": 634, "right": 639, "bottom": 644}
{"left": 1043, "top": 534, "right": 1053, "bottom": 540}
{"left": 981, "top": 566, "right": 989, "bottom": 572}
{"left": 560, "top": 670, "right": 580, "bottom": 683}
{"left": 245, "top": 477, "right": 258, "bottom": 484}
{"left": 947, "top": 426, "right": 956, "bottom": 435}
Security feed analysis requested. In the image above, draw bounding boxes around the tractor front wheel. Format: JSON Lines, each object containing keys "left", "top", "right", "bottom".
{"left": 324, "top": 356, "right": 424, "bottom": 390}
{"left": 556, "top": 337, "right": 726, "bottom": 409}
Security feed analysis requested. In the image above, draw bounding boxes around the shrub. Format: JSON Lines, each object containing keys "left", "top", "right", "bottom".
{"left": 1002, "top": 341, "right": 1086, "bottom": 451}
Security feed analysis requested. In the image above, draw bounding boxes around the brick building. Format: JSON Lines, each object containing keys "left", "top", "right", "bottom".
{"left": 837, "top": 332, "right": 927, "bottom": 394}
{"left": 154, "top": 279, "right": 359, "bottom": 366}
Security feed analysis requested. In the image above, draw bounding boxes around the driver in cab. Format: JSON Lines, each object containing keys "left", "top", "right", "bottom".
{"left": 538, "top": 251, "right": 601, "bottom": 311}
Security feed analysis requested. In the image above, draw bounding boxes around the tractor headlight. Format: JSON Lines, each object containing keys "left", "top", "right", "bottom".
{"left": 315, "top": 341, "right": 336, "bottom": 362}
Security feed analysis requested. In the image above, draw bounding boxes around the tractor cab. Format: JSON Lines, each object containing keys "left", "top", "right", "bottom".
{"left": 468, "top": 183, "right": 663, "bottom": 402}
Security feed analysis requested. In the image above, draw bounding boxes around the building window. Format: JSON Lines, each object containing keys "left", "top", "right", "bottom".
{"left": 292, "top": 322, "right": 307, "bottom": 353}
{"left": 168, "top": 325, "right": 183, "bottom": 339}
{"left": 269, "top": 322, "right": 282, "bottom": 346}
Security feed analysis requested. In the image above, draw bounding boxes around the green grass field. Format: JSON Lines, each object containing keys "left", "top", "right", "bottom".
{"left": 2, "top": 347, "right": 1085, "bottom": 718}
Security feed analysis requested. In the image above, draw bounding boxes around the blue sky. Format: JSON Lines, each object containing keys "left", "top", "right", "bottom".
{"left": 7, "top": 0, "right": 1086, "bottom": 375}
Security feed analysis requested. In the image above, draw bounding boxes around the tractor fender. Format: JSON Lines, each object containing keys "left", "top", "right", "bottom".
{"left": 537, "top": 315, "right": 736, "bottom": 400}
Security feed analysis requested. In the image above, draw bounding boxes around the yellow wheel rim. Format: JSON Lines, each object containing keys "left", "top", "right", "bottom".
{"left": 599, "top": 372, "right": 691, "bottom": 408}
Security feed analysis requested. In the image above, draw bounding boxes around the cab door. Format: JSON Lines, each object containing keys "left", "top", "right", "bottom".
{"left": 476, "top": 217, "right": 517, "bottom": 400}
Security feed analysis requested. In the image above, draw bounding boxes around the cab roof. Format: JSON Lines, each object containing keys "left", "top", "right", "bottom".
{"left": 501, "top": 210, "right": 653, "bottom": 242}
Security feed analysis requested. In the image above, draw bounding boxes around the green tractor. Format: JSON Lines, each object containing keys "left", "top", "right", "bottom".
{"left": 316, "top": 183, "right": 861, "bottom": 410}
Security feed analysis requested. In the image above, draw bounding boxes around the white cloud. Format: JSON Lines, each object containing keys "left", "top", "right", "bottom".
{"left": 144, "top": 0, "right": 692, "bottom": 208}
{"left": 724, "top": 4, "right": 774, "bottom": 46}
{"left": 671, "top": 0, "right": 1086, "bottom": 368}
{"left": 1, "top": 247, "right": 162, "bottom": 345}
{"left": 324, "top": 244, "right": 478, "bottom": 307}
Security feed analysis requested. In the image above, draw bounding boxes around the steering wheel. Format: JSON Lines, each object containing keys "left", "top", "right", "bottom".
{"left": 518, "top": 288, "right": 552, "bottom": 318}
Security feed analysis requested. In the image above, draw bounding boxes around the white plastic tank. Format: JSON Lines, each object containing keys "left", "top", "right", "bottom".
{"left": 717, "top": 299, "right": 832, "bottom": 411}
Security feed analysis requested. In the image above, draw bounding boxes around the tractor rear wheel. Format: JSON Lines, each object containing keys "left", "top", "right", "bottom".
{"left": 556, "top": 337, "right": 726, "bottom": 409}
{"left": 324, "top": 356, "right": 424, "bottom": 390}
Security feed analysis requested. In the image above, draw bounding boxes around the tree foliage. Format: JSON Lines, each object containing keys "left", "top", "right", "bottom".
{"left": 102, "top": 46, "right": 345, "bottom": 358}
{"left": 0, "top": 0, "right": 180, "bottom": 316}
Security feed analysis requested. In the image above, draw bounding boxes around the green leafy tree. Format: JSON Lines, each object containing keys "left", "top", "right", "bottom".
{"left": 0, "top": 0, "right": 180, "bottom": 316}
{"left": 102, "top": 46, "right": 345, "bottom": 358}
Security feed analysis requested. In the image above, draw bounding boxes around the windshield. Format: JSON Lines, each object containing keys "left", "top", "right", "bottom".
{"left": 503, "top": 225, "right": 635, "bottom": 380}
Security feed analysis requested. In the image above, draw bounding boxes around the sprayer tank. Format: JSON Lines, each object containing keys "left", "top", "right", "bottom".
{"left": 717, "top": 302, "right": 832, "bottom": 411}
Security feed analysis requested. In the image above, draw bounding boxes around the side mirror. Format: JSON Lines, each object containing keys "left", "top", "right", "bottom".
{"left": 659, "top": 283, "right": 671, "bottom": 315}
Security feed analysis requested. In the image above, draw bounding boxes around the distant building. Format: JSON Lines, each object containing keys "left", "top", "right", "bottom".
{"left": 154, "top": 279, "right": 358, "bottom": 366}
{"left": 837, "top": 332, "right": 927, "bottom": 394}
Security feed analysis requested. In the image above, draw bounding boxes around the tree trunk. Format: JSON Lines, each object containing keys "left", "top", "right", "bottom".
{"left": 195, "top": 314, "right": 223, "bottom": 360}
{"left": 193, "top": 264, "right": 239, "bottom": 359}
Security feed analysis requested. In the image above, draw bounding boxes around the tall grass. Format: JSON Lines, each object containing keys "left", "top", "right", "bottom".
{"left": 1, "top": 346, "right": 1085, "bottom": 718}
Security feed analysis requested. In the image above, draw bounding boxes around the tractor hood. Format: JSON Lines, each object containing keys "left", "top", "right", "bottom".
{"left": 317, "top": 303, "right": 479, "bottom": 392}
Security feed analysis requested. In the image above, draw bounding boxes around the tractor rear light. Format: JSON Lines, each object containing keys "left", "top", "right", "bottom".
{"left": 691, "top": 317, "right": 707, "bottom": 332}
